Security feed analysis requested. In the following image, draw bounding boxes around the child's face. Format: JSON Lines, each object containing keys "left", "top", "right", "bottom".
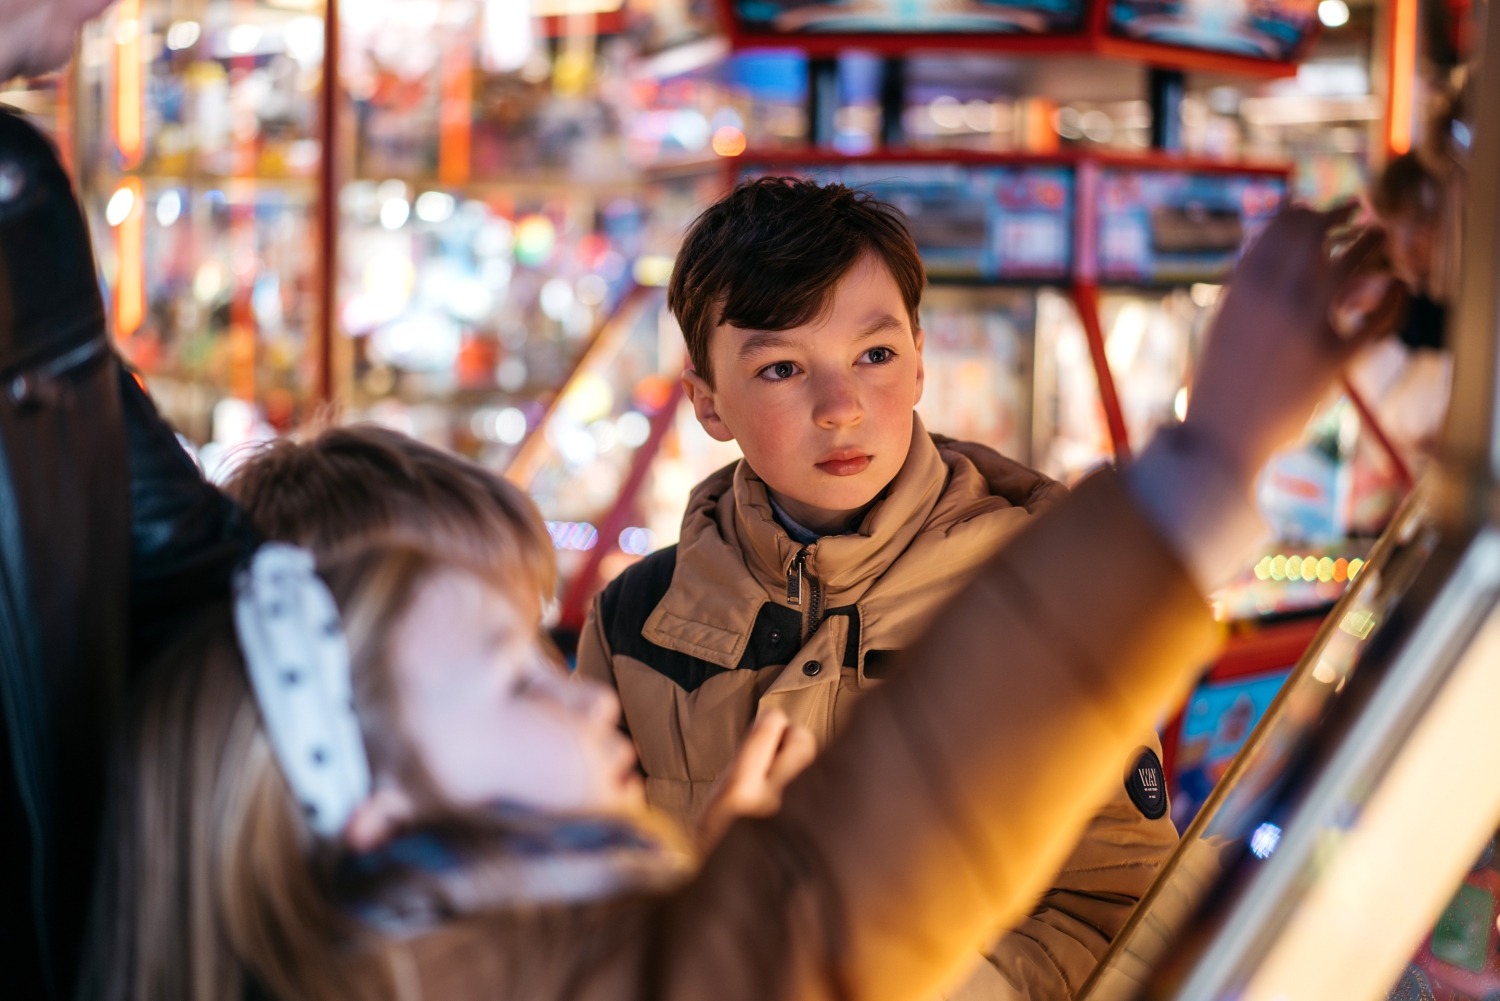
{"left": 684, "top": 253, "right": 925, "bottom": 535}
{"left": 388, "top": 570, "right": 644, "bottom": 816}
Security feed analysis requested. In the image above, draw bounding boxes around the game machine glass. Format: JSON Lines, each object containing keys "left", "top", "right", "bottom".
{"left": 1079, "top": 9, "right": 1500, "bottom": 997}
{"left": 1106, "top": 0, "right": 1320, "bottom": 63}
{"left": 727, "top": 0, "right": 1089, "bottom": 36}
{"left": 1038, "top": 163, "right": 1287, "bottom": 481}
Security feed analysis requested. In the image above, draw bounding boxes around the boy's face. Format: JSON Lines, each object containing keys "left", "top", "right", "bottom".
{"left": 683, "top": 253, "right": 925, "bottom": 536}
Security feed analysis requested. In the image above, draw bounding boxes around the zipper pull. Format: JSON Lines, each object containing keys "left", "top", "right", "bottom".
{"left": 787, "top": 549, "right": 806, "bottom": 606}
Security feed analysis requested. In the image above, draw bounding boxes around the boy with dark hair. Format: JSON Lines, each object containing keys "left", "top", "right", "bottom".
{"left": 577, "top": 176, "right": 1177, "bottom": 999}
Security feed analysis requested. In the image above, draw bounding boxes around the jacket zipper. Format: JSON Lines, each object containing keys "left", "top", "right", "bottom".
{"left": 786, "top": 547, "right": 822, "bottom": 642}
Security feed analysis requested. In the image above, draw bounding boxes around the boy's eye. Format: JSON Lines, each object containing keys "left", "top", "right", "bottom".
{"left": 862, "top": 347, "right": 896, "bottom": 365}
{"left": 759, "top": 361, "right": 799, "bottom": 382}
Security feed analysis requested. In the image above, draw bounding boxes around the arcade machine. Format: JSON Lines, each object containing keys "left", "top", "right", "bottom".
{"left": 1076, "top": 7, "right": 1500, "bottom": 998}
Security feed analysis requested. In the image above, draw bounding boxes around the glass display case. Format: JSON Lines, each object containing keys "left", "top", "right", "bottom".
{"left": 72, "top": 0, "right": 328, "bottom": 456}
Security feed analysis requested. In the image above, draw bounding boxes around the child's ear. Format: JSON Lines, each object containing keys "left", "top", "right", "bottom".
{"left": 682, "top": 370, "right": 736, "bottom": 443}
{"left": 342, "top": 784, "right": 416, "bottom": 853}
{"left": 913, "top": 327, "right": 926, "bottom": 407}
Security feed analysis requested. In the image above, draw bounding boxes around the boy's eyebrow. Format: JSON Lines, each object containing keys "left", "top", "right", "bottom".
{"left": 736, "top": 330, "right": 797, "bottom": 360}
{"left": 736, "top": 313, "right": 908, "bottom": 360}
{"left": 855, "top": 313, "right": 909, "bottom": 339}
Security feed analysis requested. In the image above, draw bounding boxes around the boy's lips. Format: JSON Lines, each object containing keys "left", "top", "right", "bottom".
{"left": 816, "top": 449, "right": 872, "bottom": 477}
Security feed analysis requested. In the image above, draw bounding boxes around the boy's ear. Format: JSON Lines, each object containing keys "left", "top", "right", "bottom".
{"left": 682, "top": 370, "right": 736, "bottom": 443}
{"left": 342, "top": 784, "right": 416, "bottom": 853}
{"left": 913, "top": 327, "right": 926, "bottom": 407}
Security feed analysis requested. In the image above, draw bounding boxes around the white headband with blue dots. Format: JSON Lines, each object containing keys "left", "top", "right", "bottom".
{"left": 233, "top": 543, "right": 371, "bottom": 838}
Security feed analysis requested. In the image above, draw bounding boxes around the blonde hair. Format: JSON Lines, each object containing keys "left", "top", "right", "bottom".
{"left": 223, "top": 423, "right": 556, "bottom": 602}
{"left": 100, "top": 543, "right": 523, "bottom": 1001}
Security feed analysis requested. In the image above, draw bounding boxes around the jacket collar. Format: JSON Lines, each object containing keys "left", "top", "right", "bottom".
{"left": 644, "top": 413, "right": 1064, "bottom": 668}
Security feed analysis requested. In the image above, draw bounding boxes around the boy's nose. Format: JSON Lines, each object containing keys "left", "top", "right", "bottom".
{"left": 812, "top": 372, "right": 862, "bottom": 429}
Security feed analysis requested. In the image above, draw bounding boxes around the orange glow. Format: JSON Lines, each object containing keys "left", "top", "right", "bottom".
{"left": 1025, "top": 98, "right": 1058, "bottom": 154}
{"left": 114, "top": 0, "right": 144, "bottom": 169}
{"left": 114, "top": 178, "right": 145, "bottom": 340}
{"left": 438, "top": 34, "right": 473, "bottom": 186}
{"left": 1386, "top": 0, "right": 1417, "bottom": 155}
{"left": 711, "top": 126, "right": 747, "bottom": 158}
{"left": 229, "top": 322, "right": 256, "bottom": 401}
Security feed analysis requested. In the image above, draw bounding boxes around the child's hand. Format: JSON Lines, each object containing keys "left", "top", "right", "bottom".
{"left": 697, "top": 709, "right": 818, "bottom": 851}
{"left": 1188, "top": 203, "right": 1408, "bottom": 477}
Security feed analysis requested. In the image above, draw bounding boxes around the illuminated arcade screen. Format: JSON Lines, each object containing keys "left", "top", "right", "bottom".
{"left": 745, "top": 163, "right": 1075, "bottom": 282}
{"left": 1108, "top": 0, "right": 1319, "bottom": 61}
{"left": 1094, "top": 168, "right": 1286, "bottom": 284}
{"left": 732, "top": 0, "right": 1087, "bottom": 34}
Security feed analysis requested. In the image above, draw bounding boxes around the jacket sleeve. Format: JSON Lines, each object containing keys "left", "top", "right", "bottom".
{"left": 643, "top": 470, "right": 1221, "bottom": 1001}
{"left": 948, "top": 734, "right": 1179, "bottom": 1001}
{"left": 119, "top": 364, "right": 261, "bottom": 671}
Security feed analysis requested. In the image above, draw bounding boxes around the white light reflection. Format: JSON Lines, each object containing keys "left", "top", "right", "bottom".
{"left": 616, "top": 411, "right": 650, "bottom": 448}
{"left": 1250, "top": 822, "right": 1283, "bottom": 860}
{"left": 105, "top": 186, "right": 136, "bottom": 227}
{"left": 1317, "top": 0, "right": 1350, "bottom": 29}
{"left": 165, "top": 20, "right": 201, "bottom": 50}
{"left": 155, "top": 189, "right": 182, "bottom": 227}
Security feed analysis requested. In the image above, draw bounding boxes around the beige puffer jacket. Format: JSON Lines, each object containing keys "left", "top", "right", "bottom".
{"left": 350, "top": 472, "right": 1220, "bottom": 1001}
{"left": 577, "top": 417, "right": 1180, "bottom": 999}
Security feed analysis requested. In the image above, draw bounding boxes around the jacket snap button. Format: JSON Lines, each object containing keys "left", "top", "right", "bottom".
{"left": 802, "top": 660, "right": 822, "bottom": 677}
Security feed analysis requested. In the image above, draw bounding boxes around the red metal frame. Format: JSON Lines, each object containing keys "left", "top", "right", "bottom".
{"left": 1341, "top": 373, "right": 1417, "bottom": 492}
{"left": 316, "top": 0, "right": 340, "bottom": 406}
{"left": 1071, "top": 281, "right": 1132, "bottom": 462}
{"left": 505, "top": 282, "right": 652, "bottom": 489}
{"left": 729, "top": 146, "right": 1292, "bottom": 176}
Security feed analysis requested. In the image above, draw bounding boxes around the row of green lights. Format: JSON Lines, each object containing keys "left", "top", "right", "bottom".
{"left": 1253, "top": 555, "right": 1365, "bottom": 584}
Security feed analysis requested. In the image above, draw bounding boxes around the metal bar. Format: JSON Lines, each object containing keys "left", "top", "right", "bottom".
{"left": 1070, "top": 281, "right": 1132, "bottom": 463}
{"left": 1340, "top": 373, "right": 1415, "bottom": 491}
{"left": 315, "top": 0, "right": 340, "bottom": 406}
{"left": 556, "top": 378, "right": 685, "bottom": 631}
{"left": 504, "top": 282, "right": 650, "bottom": 488}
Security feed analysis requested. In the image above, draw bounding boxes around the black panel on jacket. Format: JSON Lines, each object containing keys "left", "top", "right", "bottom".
{"left": 600, "top": 546, "right": 804, "bottom": 692}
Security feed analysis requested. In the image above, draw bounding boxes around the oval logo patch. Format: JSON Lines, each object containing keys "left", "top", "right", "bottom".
{"left": 1125, "top": 747, "right": 1168, "bottom": 820}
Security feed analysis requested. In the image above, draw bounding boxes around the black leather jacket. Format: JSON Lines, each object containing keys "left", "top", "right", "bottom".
{"left": 0, "top": 107, "right": 259, "bottom": 1000}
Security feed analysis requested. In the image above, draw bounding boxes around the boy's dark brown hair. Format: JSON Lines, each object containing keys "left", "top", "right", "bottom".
{"left": 667, "top": 176, "right": 926, "bottom": 387}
